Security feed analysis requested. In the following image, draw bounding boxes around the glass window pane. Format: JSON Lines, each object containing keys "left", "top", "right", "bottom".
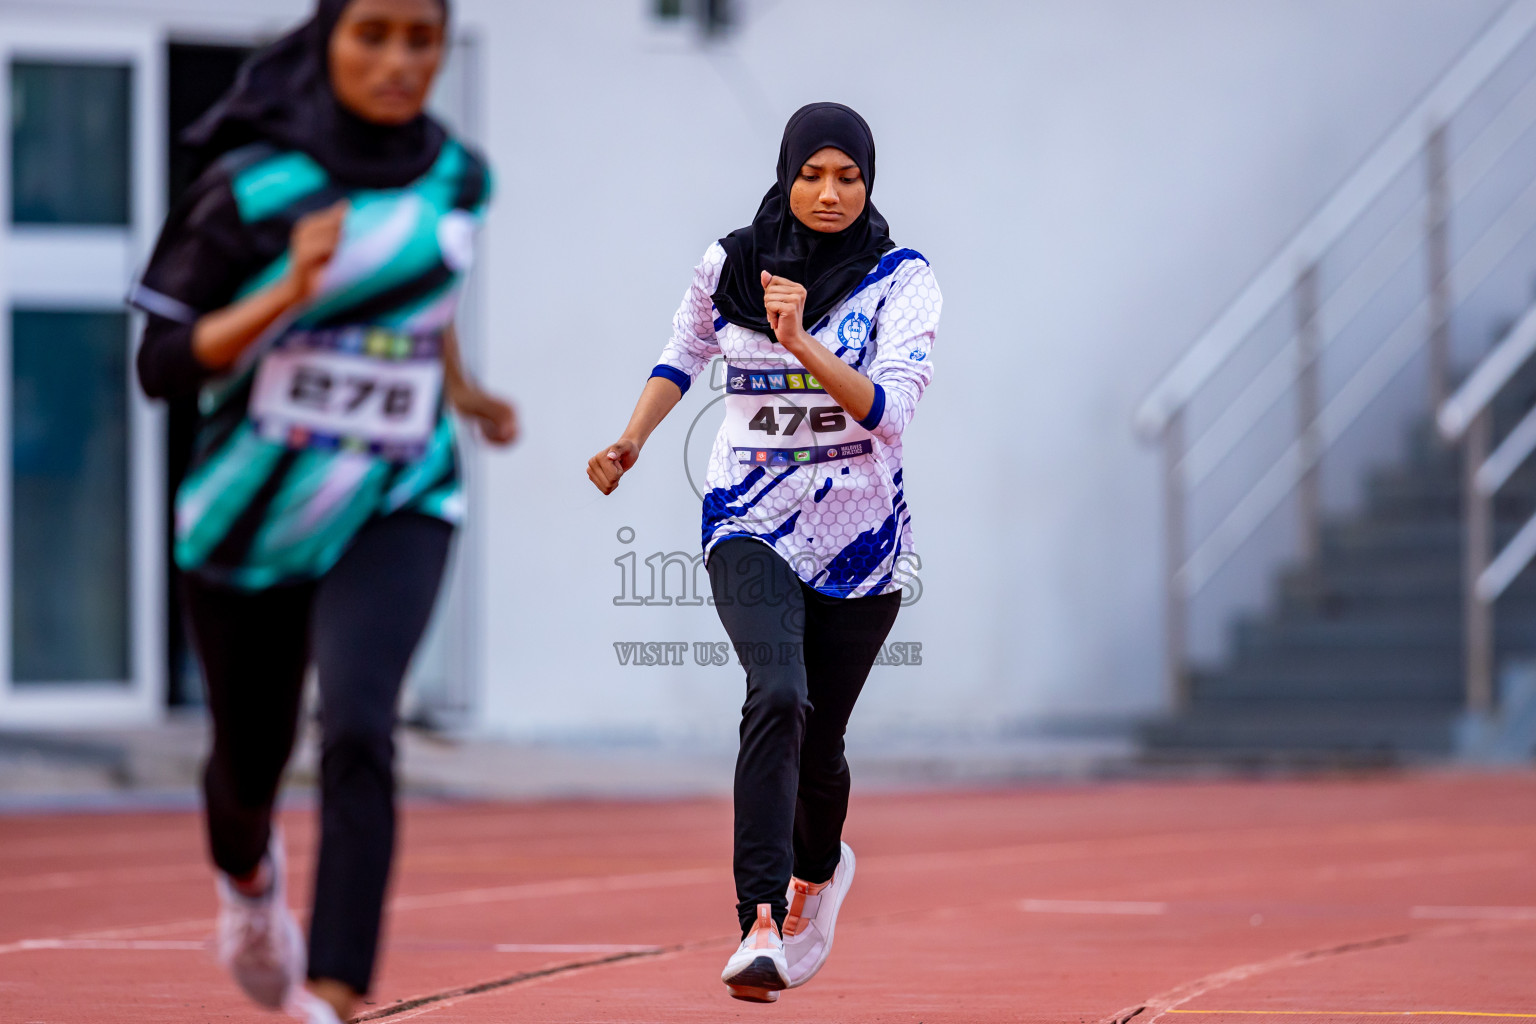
{"left": 10, "top": 61, "right": 131, "bottom": 226}
{"left": 11, "top": 309, "right": 130, "bottom": 683}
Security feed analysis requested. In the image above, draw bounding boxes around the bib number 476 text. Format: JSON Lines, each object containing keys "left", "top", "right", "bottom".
{"left": 747, "top": 405, "right": 846, "bottom": 436}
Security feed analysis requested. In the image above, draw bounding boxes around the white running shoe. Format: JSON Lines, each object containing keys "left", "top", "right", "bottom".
{"left": 721, "top": 903, "right": 789, "bottom": 1003}
{"left": 214, "top": 830, "right": 306, "bottom": 1010}
{"left": 287, "top": 988, "right": 344, "bottom": 1024}
{"left": 782, "top": 841, "right": 856, "bottom": 988}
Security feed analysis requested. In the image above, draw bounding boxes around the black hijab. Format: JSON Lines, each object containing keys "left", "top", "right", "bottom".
{"left": 183, "top": 0, "right": 450, "bottom": 190}
{"left": 713, "top": 102, "right": 893, "bottom": 338}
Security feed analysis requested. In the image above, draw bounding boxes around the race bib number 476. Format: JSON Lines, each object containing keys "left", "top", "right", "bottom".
{"left": 722, "top": 362, "right": 874, "bottom": 467}
{"left": 250, "top": 330, "right": 443, "bottom": 461}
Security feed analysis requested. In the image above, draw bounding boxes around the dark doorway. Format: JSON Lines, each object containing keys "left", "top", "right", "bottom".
{"left": 163, "top": 42, "right": 252, "bottom": 707}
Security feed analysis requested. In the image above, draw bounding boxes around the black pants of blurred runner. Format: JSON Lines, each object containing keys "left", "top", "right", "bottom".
{"left": 707, "top": 537, "right": 902, "bottom": 936}
{"left": 184, "top": 513, "right": 452, "bottom": 995}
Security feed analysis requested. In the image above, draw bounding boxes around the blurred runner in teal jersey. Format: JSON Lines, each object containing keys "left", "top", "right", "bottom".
{"left": 131, "top": 1, "right": 514, "bottom": 1020}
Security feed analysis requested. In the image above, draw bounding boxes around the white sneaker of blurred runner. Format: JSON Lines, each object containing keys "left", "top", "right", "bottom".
{"left": 287, "top": 988, "right": 344, "bottom": 1024}
{"left": 782, "top": 841, "right": 856, "bottom": 988}
{"left": 214, "top": 829, "right": 305, "bottom": 1009}
{"left": 721, "top": 903, "right": 790, "bottom": 1002}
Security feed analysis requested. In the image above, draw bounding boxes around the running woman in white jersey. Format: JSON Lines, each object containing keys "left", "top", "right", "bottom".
{"left": 132, "top": 2, "right": 514, "bottom": 1021}
{"left": 588, "top": 102, "right": 940, "bottom": 1002}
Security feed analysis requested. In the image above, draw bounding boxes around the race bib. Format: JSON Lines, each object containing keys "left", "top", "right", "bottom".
{"left": 249, "top": 327, "right": 444, "bottom": 462}
{"left": 723, "top": 364, "right": 874, "bottom": 467}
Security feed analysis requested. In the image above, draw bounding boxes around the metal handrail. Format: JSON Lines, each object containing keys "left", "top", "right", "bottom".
{"left": 1436, "top": 298, "right": 1536, "bottom": 667}
{"left": 1135, "top": 0, "right": 1536, "bottom": 439}
{"left": 1182, "top": 67, "right": 1536, "bottom": 488}
{"left": 1476, "top": 401, "right": 1536, "bottom": 495}
{"left": 1178, "top": 123, "right": 1536, "bottom": 592}
{"left": 1439, "top": 303, "right": 1536, "bottom": 440}
{"left": 1142, "top": 0, "right": 1536, "bottom": 708}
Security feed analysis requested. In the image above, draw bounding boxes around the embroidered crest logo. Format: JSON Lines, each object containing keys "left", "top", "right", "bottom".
{"left": 837, "top": 311, "right": 872, "bottom": 350}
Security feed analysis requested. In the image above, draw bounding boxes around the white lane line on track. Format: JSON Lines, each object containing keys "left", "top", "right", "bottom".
{"left": 0, "top": 865, "right": 727, "bottom": 955}
{"left": 388, "top": 866, "right": 723, "bottom": 912}
{"left": 492, "top": 944, "right": 662, "bottom": 954}
{"left": 0, "top": 938, "right": 661, "bottom": 956}
{"left": 6, "top": 939, "right": 206, "bottom": 951}
{"left": 1412, "top": 905, "right": 1536, "bottom": 920}
{"left": 0, "top": 863, "right": 205, "bottom": 895}
{"left": 1019, "top": 898, "right": 1169, "bottom": 916}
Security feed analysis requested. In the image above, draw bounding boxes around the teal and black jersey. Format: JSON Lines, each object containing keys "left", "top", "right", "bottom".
{"left": 133, "top": 138, "right": 491, "bottom": 590}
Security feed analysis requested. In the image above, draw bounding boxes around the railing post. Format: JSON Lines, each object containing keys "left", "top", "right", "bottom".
{"left": 1163, "top": 410, "right": 1190, "bottom": 708}
{"left": 1464, "top": 410, "right": 1495, "bottom": 713}
{"left": 1295, "top": 262, "right": 1322, "bottom": 565}
{"left": 1427, "top": 122, "right": 1452, "bottom": 411}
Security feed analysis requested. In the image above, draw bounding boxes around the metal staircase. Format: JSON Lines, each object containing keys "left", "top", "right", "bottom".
{"left": 1137, "top": 0, "right": 1536, "bottom": 761}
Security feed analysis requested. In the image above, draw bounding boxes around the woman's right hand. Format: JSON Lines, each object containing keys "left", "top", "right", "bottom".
{"left": 284, "top": 201, "right": 349, "bottom": 304}
{"left": 587, "top": 438, "right": 640, "bottom": 494}
{"left": 190, "top": 201, "right": 349, "bottom": 371}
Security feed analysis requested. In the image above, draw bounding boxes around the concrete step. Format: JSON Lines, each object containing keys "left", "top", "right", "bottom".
{"left": 1141, "top": 702, "right": 1458, "bottom": 758}
{"left": 1191, "top": 672, "right": 1462, "bottom": 703}
{"left": 1162, "top": 403, "right": 1536, "bottom": 761}
{"left": 1359, "top": 484, "right": 1536, "bottom": 523}
{"left": 1231, "top": 618, "right": 1536, "bottom": 654}
{"left": 1319, "top": 520, "right": 1527, "bottom": 558}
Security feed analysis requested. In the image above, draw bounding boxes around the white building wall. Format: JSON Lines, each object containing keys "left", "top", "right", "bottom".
{"left": 458, "top": 0, "right": 1507, "bottom": 740}
{"left": 0, "top": 0, "right": 1511, "bottom": 736}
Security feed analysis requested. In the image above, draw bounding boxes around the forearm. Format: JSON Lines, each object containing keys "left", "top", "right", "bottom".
{"left": 191, "top": 274, "right": 303, "bottom": 371}
{"left": 783, "top": 335, "right": 875, "bottom": 422}
{"left": 621, "top": 376, "right": 685, "bottom": 448}
{"left": 442, "top": 322, "right": 473, "bottom": 401}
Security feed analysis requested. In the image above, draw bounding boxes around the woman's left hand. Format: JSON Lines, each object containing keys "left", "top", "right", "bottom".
{"left": 760, "top": 270, "right": 810, "bottom": 349}
{"left": 449, "top": 382, "right": 519, "bottom": 446}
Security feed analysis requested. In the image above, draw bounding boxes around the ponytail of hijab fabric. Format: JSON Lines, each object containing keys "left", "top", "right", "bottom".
{"left": 183, "top": 0, "right": 450, "bottom": 191}
{"left": 712, "top": 102, "right": 894, "bottom": 338}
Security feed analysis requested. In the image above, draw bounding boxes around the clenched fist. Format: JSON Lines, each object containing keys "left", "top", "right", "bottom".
{"left": 287, "top": 201, "right": 349, "bottom": 303}
{"left": 588, "top": 437, "right": 640, "bottom": 494}
{"left": 761, "top": 270, "right": 809, "bottom": 346}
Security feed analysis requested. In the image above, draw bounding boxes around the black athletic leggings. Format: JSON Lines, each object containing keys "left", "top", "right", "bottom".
{"left": 707, "top": 537, "right": 902, "bottom": 936}
{"left": 184, "top": 512, "right": 453, "bottom": 995}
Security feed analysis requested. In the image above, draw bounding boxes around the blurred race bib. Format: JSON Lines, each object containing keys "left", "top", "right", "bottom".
{"left": 249, "top": 327, "right": 443, "bottom": 462}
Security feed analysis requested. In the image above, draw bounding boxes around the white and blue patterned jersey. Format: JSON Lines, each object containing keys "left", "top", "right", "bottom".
{"left": 651, "top": 242, "right": 940, "bottom": 599}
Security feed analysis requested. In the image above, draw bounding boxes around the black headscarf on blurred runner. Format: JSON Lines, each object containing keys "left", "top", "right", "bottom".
{"left": 712, "top": 102, "right": 893, "bottom": 339}
{"left": 183, "top": 0, "right": 450, "bottom": 190}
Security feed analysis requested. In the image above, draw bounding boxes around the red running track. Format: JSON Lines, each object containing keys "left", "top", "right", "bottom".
{"left": 3, "top": 772, "right": 1536, "bottom": 1023}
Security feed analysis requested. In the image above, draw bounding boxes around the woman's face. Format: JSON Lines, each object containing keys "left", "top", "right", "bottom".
{"left": 329, "top": 0, "right": 446, "bottom": 125}
{"left": 788, "top": 147, "right": 867, "bottom": 233}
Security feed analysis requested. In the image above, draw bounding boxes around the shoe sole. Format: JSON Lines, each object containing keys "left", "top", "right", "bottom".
{"left": 785, "top": 842, "right": 856, "bottom": 989}
{"left": 725, "top": 956, "right": 787, "bottom": 1002}
{"left": 728, "top": 986, "right": 781, "bottom": 1003}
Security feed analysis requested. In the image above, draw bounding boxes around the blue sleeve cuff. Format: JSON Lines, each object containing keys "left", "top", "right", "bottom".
{"left": 650, "top": 364, "right": 691, "bottom": 396}
{"left": 857, "top": 383, "right": 886, "bottom": 430}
